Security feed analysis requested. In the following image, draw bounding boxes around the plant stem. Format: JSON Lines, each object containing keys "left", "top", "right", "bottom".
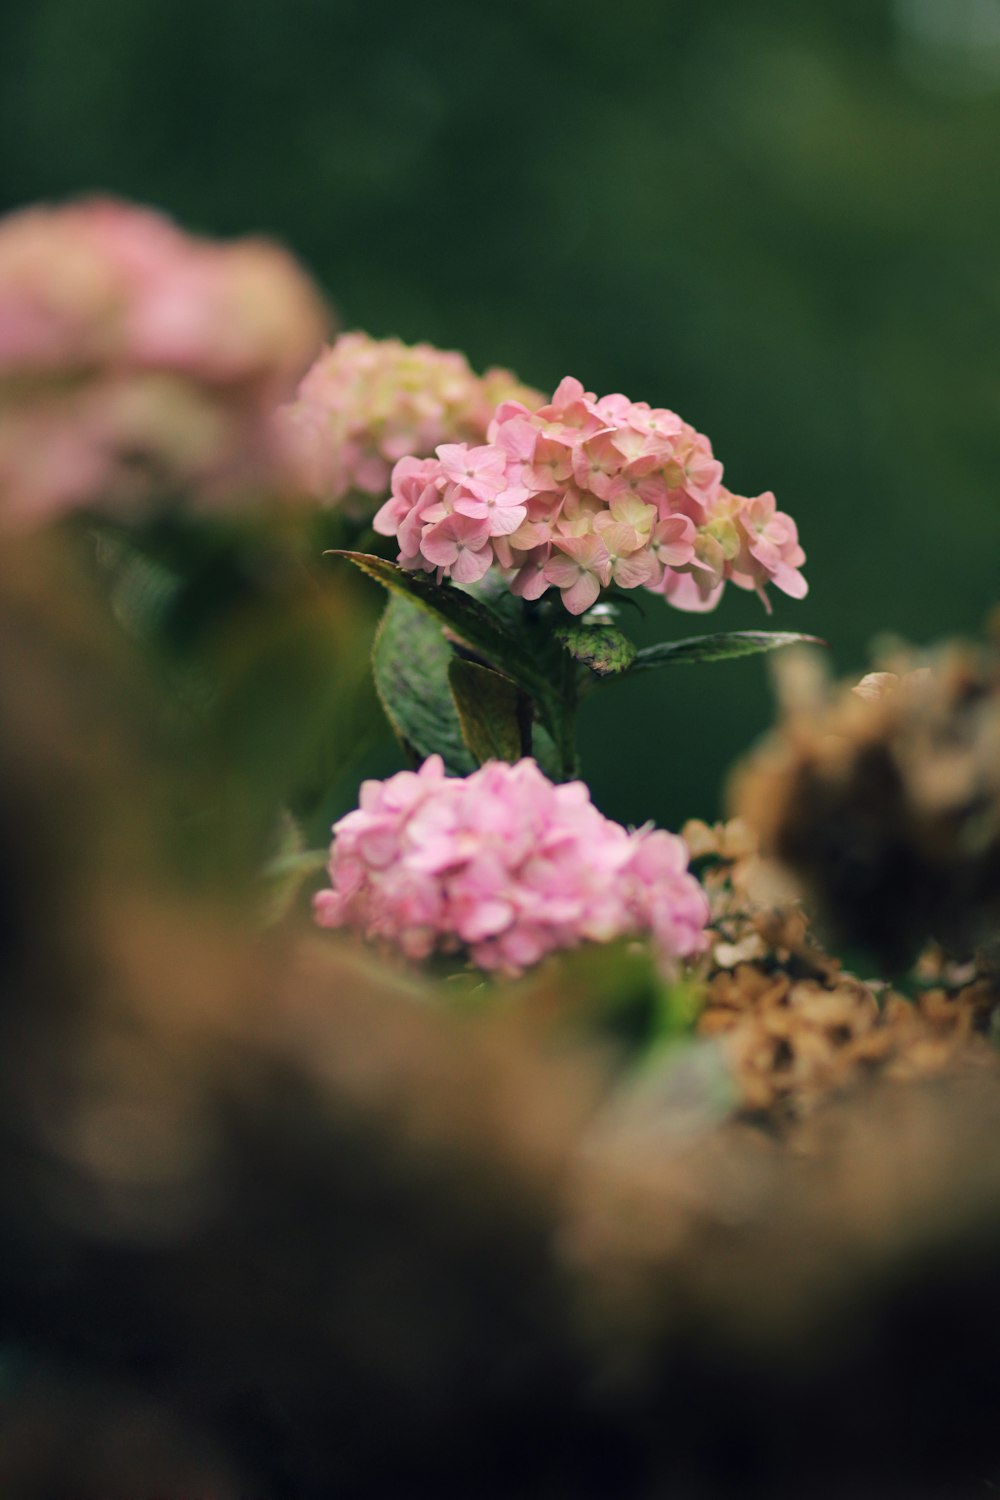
{"left": 554, "top": 652, "right": 579, "bottom": 780}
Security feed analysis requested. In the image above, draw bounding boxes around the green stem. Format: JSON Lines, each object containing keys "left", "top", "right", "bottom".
{"left": 553, "top": 652, "right": 580, "bottom": 780}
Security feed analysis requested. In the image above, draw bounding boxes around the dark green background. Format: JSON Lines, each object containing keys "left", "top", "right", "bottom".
{"left": 3, "top": 0, "right": 998, "bottom": 832}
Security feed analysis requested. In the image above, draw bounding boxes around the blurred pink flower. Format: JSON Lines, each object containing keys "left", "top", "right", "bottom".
{"left": 0, "top": 196, "right": 330, "bottom": 522}
{"left": 278, "top": 332, "right": 541, "bottom": 512}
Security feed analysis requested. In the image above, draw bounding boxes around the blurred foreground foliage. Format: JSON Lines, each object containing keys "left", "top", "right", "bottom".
{"left": 1, "top": 530, "right": 1000, "bottom": 1497}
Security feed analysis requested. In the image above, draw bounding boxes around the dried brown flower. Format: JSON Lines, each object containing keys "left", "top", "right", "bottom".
{"left": 684, "top": 817, "right": 999, "bottom": 1118}
{"left": 729, "top": 642, "right": 1000, "bottom": 970}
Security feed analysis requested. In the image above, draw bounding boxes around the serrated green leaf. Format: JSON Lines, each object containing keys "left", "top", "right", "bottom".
{"left": 630, "top": 630, "right": 826, "bottom": 671}
{"left": 371, "top": 596, "right": 475, "bottom": 774}
{"left": 555, "top": 621, "right": 637, "bottom": 676}
{"left": 448, "top": 658, "right": 528, "bottom": 765}
{"left": 329, "top": 551, "right": 548, "bottom": 696}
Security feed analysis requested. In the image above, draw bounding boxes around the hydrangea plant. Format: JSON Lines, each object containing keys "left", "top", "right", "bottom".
{"left": 319, "top": 376, "right": 819, "bottom": 978}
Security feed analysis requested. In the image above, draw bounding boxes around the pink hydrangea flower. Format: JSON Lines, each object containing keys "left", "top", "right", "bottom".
{"left": 314, "top": 755, "right": 710, "bottom": 977}
{"left": 277, "top": 332, "right": 542, "bottom": 513}
{"left": 376, "top": 375, "right": 807, "bottom": 616}
{"left": 0, "top": 196, "right": 330, "bottom": 523}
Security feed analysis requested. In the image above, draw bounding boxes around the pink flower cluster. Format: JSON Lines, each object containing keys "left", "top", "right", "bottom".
{"left": 374, "top": 376, "right": 806, "bottom": 614}
{"left": 0, "top": 196, "right": 329, "bottom": 522}
{"left": 278, "top": 332, "right": 542, "bottom": 512}
{"left": 314, "top": 755, "right": 710, "bottom": 976}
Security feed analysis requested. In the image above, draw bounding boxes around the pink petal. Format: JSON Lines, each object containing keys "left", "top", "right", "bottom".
{"left": 561, "top": 571, "right": 602, "bottom": 614}
{"left": 486, "top": 502, "right": 527, "bottom": 536}
{"left": 510, "top": 562, "right": 550, "bottom": 600}
{"left": 663, "top": 570, "right": 725, "bottom": 613}
{"left": 612, "top": 551, "right": 657, "bottom": 589}
{"left": 772, "top": 562, "right": 808, "bottom": 599}
{"left": 419, "top": 526, "right": 459, "bottom": 567}
{"left": 544, "top": 553, "right": 584, "bottom": 589}
{"left": 450, "top": 544, "right": 493, "bottom": 583}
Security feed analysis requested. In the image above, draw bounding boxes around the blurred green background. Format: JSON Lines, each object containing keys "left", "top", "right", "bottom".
{"left": 3, "top": 0, "right": 999, "bottom": 834}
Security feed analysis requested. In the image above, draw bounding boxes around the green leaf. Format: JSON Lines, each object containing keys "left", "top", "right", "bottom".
{"left": 555, "top": 621, "right": 637, "bottom": 676}
{"left": 371, "top": 595, "right": 476, "bottom": 774}
{"left": 448, "top": 658, "right": 528, "bottom": 765}
{"left": 630, "top": 630, "right": 826, "bottom": 671}
{"left": 328, "top": 551, "right": 548, "bottom": 697}
{"left": 530, "top": 721, "right": 563, "bottom": 782}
